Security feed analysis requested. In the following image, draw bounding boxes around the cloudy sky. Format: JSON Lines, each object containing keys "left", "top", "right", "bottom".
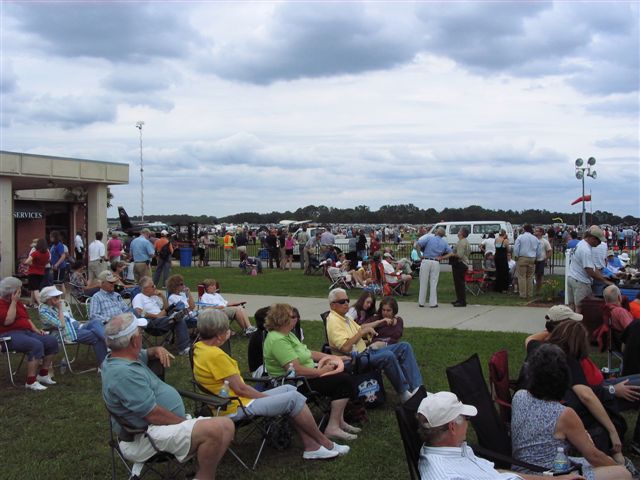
{"left": 1, "top": 1, "right": 638, "bottom": 219}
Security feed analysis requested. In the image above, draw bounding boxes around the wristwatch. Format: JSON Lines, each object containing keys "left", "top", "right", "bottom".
{"left": 608, "top": 384, "right": 616, "bottom": 395}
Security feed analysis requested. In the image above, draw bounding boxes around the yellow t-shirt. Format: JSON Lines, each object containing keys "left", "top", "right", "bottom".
{"left": 192, "top": 341, "right": 252, "bottom": 415}
{"left": 326, "top": 310, "right": 367, "bottom": 354}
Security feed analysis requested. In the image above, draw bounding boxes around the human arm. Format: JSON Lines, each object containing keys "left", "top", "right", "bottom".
{"left": 338, "top": 324, "right": 377, "bottom": 354}
{"left": 556, "top": 407, "right": 619, "bottom": 467}
{"left": 612, "top": 379, "right": 640, "bottom": 402}
{"left": 144, "top": 404, "right": 186, "bottom": 426}
{"left": 3, "top": 289, "right": 21, "bottom": 326}
{"left": 571, "top": 384, "right": 621, "bottom": 453}
{"left": 147, "top": 346, "right": 175, "bottom": 368}
{"left": 504, "top": 473, "right": 584, "bottom": 480}
{"left": 584, "top": 267, "right": 613, "bottom": 285}
{"left": 225, "top": 373, "right": 267, "bottom": 399}
{"left": 524, "top": 331, "right": 549, "bottom": 348}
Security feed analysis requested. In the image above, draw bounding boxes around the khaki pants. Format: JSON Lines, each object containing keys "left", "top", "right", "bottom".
{"left": 516, "top": 256, "right": 536, "bottom": 298}
{"left": 88, "top": 260, "right": 105, "bottom": 281}
{"left": 133, "top": 262, "right": 151, "bottom": 282}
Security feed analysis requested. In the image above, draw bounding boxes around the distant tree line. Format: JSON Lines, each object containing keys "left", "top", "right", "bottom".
{"left": 111, "top": 204, "right": 638, "bottom": 227}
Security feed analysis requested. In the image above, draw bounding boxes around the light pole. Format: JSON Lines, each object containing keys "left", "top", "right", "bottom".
{"left": 135, "top": 121, "right": 145, "bottom": 222}
{"left": 574, "top": 157, "right": 597, "bottom": 233}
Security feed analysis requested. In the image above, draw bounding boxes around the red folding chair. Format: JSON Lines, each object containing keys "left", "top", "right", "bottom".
{"left": 488, "top": 350, "right": 518, "bottom": 427}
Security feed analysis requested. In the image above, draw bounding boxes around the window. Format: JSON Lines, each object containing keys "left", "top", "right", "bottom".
{"left": 473, "top": 224, "right": 500, "bottom": 235}
{"left": 450, "top": 224, "right": 471, "bottom": 235}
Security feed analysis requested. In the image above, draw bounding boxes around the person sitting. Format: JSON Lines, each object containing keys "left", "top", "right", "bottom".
{"left": 326, "top": 288, "right": 424, "bottom": 403}
{"left": 347, "top": 292, "right": 377, "bottom": 325}
{"left": 102, "top": 312, "right": 234, "bottom": 479}
{"left": 606, "top": 251, "right": 625, "bottom": 275}
{"left": 630, "top": 291, "right": 640, "bottom": 320}
{"left": 416, "top": 391, "right": 581, "bottom": 480}
{"left": 166, "top": 274, "right": 197, "bottom": 328}
{"left": 132, "top": 276, "right": 190, "bottom": 356}
{"left": 364, "top": 296, "right": 404, "bottom": 344}
{"left": 351, "top": 260, "right": 372, "bottom": 288}
{"left": 68, "top": 260, "right": 101, "bottom": 299}
{"left": 603, "top": 285, "right": 635, "bottom": 337}
{"left": 0, "top": 277, "right": 59, "bottom": 391}
{"left": 511, "top": 343, "right": 630, "bottom": 479}
{"left": 382, "top": 252, "right": 412, "bottom": 295}
{"left": 199, "top": 279, "right": 257, "bottom": 336}
{"left": 263, "top": 303, "right": 360, "bottom": 442}
{"left": 90, "top": 270, "right": 134, "bottom": 332}
{"left": 327, "top": 259, "right": 356, "bottom": 288}
{"left": 238, "top": 250, "right": 262, "bottom": 274}
{"left": 38, "top": 286, "right": 108, "bottom": 365}
{"left": 192, "top": 309, "right": 350, "bottom": 460}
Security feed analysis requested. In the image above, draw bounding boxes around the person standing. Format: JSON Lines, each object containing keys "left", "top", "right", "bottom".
{"left": 265, "top": 229, "right": 279, "bottom": 269}
{"left": 534, "top": 227, "right": 552, "bottom": 295}
{"left": 87, "top": 231, "right": 107, "bottom": 281}
{"left": 129, "top": 228, "right": 155, "bottom": 282}
{"left": 416, "top": 227, "right": 453, "bottom": 308}
{"left": 296, "top": 226, "right": 310, "bottom": 271}
{"left": 107, "top": 232, "right": 123, "bottom": 263}
{"left": 356, "top": 229, "right": 367, "bottom": 261}
{"left": 223, "top": 230, "right": 235, "bottom": 268}
{"left": 152, "top": 230, "right": 173, "bottom": 289}
{"left": 494, "top": 229, "right": 510, "bottom": 293}
{"left": 303, "top": 232, "right": 321, "bottom": 275}
{"left": 49, "top": 230, "right": 68, "bottom": 294}
{"left": 74, "top": 230, "right": 85, "bottom": 261}
{"left": 278, "top": 229, "right": 288, "bottom": 270}
{"left": 513, "top": 224, "right": 539, "bottom": 299}
{"left": 451, "top": 228, "right": 471, "bottom": 307}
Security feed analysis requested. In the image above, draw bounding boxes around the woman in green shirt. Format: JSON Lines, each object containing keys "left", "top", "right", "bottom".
{"left": 263, "top": 303, "right": 359, "bottom": 442}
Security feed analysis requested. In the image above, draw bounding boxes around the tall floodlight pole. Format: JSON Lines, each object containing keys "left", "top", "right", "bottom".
{"left": 136, "top": 121, "right": 145, "bottom": 221}
{"left": 574, "top": 157, "right": 597, "bottom": 233}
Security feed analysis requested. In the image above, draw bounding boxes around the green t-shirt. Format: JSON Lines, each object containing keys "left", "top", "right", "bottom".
{"left": 101, "top": 349, "right": 185, "bottom": 435}
{"left": 263, "top": 330, "right": 314, "bottom": 376}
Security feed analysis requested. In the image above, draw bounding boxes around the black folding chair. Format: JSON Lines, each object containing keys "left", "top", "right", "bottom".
{"left": 394, "top": 386, "right": 428, "bottom": 480}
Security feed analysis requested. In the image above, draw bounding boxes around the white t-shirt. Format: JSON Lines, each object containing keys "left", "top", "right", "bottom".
{"left": 168, "top": 292, "right": 188, "bottom": 307}
{"left": 568, "top": 240, "right": 595, "bottom": 284}
{"left": 200, "top": 292, "right": 227, "bottom": 307}
{"left": 132, "top": 293, "right": 163, "bottom": 315}
{"left": 536, "top": 238, "right": 552, "bottom": 261}
{"left": 88, "top": 240, "right": 105, "bottom": 261}
{"left": 382, "top": 259, "right": 399, "bottom": 284}
{"left": 482, "top": 238, "right": 496, "bottom": 255}
{"left": 591, "top": 242, "right": 607, "bottom": 270}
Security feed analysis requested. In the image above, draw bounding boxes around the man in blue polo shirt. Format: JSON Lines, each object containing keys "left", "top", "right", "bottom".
{"left": 130, "top": 228, "right": 155, "bottom": 282}
{"left": 416, "top": 228, "right": 454, "bottom": 308}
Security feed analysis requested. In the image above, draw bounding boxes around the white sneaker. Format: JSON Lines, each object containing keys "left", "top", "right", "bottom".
{"left": 302, "top": 446, "right": 339, "bottom": 460}
{"left": 329, "top": 442, "right": 350, "bottom": 456}
{"left": 244, "top": 326, "right": 258, "bottom": 335}
{"left": 36, "top": 374, "right": 57, "bottom": 385}
{"left": 178, "top": 346, "right": 190, "bottom": 356}
{"left": 25, "top": 381, "right": 47, "bottom": 391}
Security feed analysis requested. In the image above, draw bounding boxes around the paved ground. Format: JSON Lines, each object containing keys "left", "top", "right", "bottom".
{"left": 221, "top": 292, "right": 549, "bottom": 334}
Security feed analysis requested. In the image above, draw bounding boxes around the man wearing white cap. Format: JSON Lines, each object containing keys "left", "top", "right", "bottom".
{"left": 416, "top": 391, "right": 582, "bottom": 480}
{"left": 101, "top": 313, "right": 234, "bottom": 479}
{"left": 567, "top": 226, "right": 613, "bottom": 314}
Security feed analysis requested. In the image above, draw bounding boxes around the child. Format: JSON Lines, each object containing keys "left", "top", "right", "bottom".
{"left": 199, "top": 279, "right": 257, "bottom": 335}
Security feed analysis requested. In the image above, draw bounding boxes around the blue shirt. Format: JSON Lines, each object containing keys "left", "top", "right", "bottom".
{"left": 50, "top": 242, "right": 67, "bottom": 268}
{"left": 90, "top": 289, "right": 131, "bottom": 325}
{"left": 417, "top": 234, "right": 452, "bottom": 259}
{"left": 130, "top": 236, "right": 155, "bottom": 262}
{"left": 566, "top": 239, "right": 580, "bottom": 249}
{"left": 513, "top": 232, "right": 539, "bottom": 258}
{"left": 101, "top": 349, "right": 185, "bottom": 435}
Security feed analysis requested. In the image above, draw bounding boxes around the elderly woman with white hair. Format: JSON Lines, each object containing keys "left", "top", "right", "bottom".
{"left": 192, "top": 309, "right": 350, "bottom": 460}
{"left": 0, "top": 276, "right": 59, "bottom": 390}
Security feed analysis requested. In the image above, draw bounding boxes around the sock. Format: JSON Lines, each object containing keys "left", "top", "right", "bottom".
{"left": 38, "top": 369, "right": 48, "bottom": 377}
{"left": 26, "top": 376, "right": 37, "bottom": 385}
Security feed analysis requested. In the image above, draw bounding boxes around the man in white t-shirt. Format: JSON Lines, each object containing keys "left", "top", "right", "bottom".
{"left": 382, "top": 252, "right": 412, "bottom": 295}
{"left": 88, "top": 231, "right": 108, "bottom": 281}
{"left": 132, "top": 276, "right": 190, "bottom": 355}
{"left": 199, "top": 279, "right": 257, "bottom": 335}
{"left": 567, "top": 226, "right": 613, "bottom": 313}
{"left": 74, "top": 231, "right": 85, "bottom": 260}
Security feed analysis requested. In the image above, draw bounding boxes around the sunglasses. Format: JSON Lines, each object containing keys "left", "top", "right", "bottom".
{"left": 332, "top": 298, "right": 350, "bottom": 305}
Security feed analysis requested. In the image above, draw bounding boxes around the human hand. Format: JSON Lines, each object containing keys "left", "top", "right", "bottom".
{"left": 608, "top": 429, "right": 622, "bottom": 453}
{"left": 154, "top": 347, "right": 175, "bottom": 368}
{"left": 361, "top": 325, "right": 377, "bottom": 336}
{"left": 614, "top": 380, "right": 640, "bottom": 402}
{"left": 11, "top": 289, "right": 21, "bottom": 303}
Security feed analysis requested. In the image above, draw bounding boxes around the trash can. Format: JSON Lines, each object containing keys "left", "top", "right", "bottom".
{"left": 179, "top": 247, "right": 193, "bottom": 267}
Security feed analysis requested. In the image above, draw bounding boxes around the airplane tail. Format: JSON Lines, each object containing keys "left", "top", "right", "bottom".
{"left": 118, "top": 206, "right": 134, "bottom": 230}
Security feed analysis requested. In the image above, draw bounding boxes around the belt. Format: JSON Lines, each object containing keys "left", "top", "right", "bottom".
{"left": 134, "top": 260, "right": 150, "bottom": 264}
{"left": 422, "top": 258, "right": 439, "bottom": 261}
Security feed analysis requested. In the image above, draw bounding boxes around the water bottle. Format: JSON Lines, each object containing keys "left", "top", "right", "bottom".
{"left": 219, "top": 380, "right": 230, "bottom": 398}
{"left": 286, "top": 362, "right": 296, "bottom": 378}
{"left": 552, "top": 446, "right": 570, "bottom": 473}
{"left": 60, "top": 359, "right": 67, "bottom": 375}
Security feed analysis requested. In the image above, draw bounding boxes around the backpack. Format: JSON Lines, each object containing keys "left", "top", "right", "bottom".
{"left": 158, "top": 242, "right": 171, "bottom": 260}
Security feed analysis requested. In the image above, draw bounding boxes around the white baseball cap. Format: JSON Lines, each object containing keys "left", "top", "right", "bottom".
{"left": 417, "top": 391, "right": 477, "bottom": 428}
{"left": 39, "top": 286, "right": 64, "bottom": 303}
{"left": 545, "top": 305, "right": 583, "bottom": 322}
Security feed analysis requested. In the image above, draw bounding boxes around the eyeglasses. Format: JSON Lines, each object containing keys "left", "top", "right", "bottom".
{"left": 332, "top": 298, "right": 350, "bottom": 305}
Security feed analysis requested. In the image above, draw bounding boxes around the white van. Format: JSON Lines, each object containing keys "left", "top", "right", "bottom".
{"left": 428, "top": 221, "right": 514, "bottom": 250}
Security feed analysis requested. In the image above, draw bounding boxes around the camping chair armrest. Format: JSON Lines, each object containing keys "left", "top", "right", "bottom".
{"left": 177, "top": 389, "right": 233, "bottom": 409}
{"left": 472, "top": 444, "right": 547, "bottom": 473}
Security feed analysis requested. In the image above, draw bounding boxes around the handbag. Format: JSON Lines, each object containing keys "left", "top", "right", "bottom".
{"left": 350, "top": 352, "right": 386, "bottom": 408}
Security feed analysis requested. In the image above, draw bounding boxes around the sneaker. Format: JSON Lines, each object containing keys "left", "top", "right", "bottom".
{"left": 302, "top": 446, "right": 339, "bottom": 460}
{"left": 36, "top": 374, "right": 57, "bottom": 385}
{"left": 326, "top": 431, "right": 358, "bottom": 441}
{"left": 178, "top": 346, "right": 190, "bottom": 356}
{"left": 329, "top": 442, "right": 350, "bottom": 456}
{"left": 25, "top": 381, "right": 47, "bottom": 391}
{"left": 244, "top": 326, "right": 258, "bottom": 336}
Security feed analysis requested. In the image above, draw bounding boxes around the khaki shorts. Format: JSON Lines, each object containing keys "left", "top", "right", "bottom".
{"left": 567, "top": 277, "right": 592, "bottom": 307}
{"left": 120, "top": 417, "right": 205, "bottom": 463}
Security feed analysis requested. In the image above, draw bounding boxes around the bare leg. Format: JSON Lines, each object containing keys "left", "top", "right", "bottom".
{"left": 234, "top": 308, "right": 251, "bottom": 329}
{"left": 592, "top": 465, "right": 631, "bottom": 480}
{"left": 291, "top": 405, "right": 334, "bottom": 451}
{"left": 27, "top": 358, "right": 39, "bottom": 378}
{"left": 190, "top": 417, "right": 235, "bottom": 480}
{"left": 323, "top": 398, "right": 353, "bottom": 437}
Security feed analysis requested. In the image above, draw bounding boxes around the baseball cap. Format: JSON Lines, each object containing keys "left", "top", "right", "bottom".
{"left": 417, "top": 391, "right": 477, "bottom": 428}
{"left": 383, "top": 252, "right": 394, "bottom": 259}
{"left": 587, "top": 225, "right": 606, "bottom": 243}
{"left": 106, "top": 316, "right": 148, "bottom": 339}
{"left": 161, "top": 230, "right": 168, "bottom": 235}
{"left": 39, "top": 286, "right": 64, "bottom": 303}
{"left": 619, "top": 252, "right": 630, "bottom": 265}
{"left": 545, "top": 305, "right": 583, "bottom": 322}
{"left": 98, "top": 270, "right": 118, "bottom": 283}
{"left": 607, "top": 250, "right": 615, "bottom": 257}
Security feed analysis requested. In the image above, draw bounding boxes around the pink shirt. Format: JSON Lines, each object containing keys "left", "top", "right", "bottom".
{"left": 107, "top": 238, "right": 123, "bottom": 259}
{"left": 610, "top": 304, "right": 634, "bottom": 333}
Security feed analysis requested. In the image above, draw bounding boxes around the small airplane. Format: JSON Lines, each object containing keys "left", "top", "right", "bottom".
{"left": 117, "top": 206, "right": 175, "bottom": 236}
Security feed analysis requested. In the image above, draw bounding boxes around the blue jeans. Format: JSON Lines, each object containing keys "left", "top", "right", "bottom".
{"left": 74, "top": 320, "right": 108, "bottom": 364}
{"left": 357, "top": 342, "right": 423, "bottom": 394}
{"left": 4, "top": 330, "right": 59, "bottom": 361}
{"left": 152, "top": 258, "right": 172, "bottom": 288}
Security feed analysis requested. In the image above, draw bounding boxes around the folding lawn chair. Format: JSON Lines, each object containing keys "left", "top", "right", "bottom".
{"left": 0, "top": 336, "right": 26, "bottom": 386}
{"left": 394, "top": 386, "right": 428, "bottom": 480}
{"left": 464, "top": 269, "right": 484, "bottom": 296}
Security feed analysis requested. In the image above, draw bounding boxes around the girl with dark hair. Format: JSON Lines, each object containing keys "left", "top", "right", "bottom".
{"left": 511, "top": 343, "right": 630, "bottom": 480}
{"left": 365, "top": 296, "right": 403, "bottom": 345}
{"left": 347, "top": 292, "right": 376, "bottom": 325}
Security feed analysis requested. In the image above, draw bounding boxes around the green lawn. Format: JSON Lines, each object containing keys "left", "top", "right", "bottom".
{"left": 173, "top": 266, "right": 557, "bottom": 307}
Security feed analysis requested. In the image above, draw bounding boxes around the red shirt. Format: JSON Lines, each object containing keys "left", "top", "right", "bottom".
{"left": 28, "top": 250, "right": 50, "bottom": 276}
{"left": 0, "top": 298, "right": 33, "bottom": 333}
{"left": 630, "top": 301, "right": 640, "bottom": 320}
